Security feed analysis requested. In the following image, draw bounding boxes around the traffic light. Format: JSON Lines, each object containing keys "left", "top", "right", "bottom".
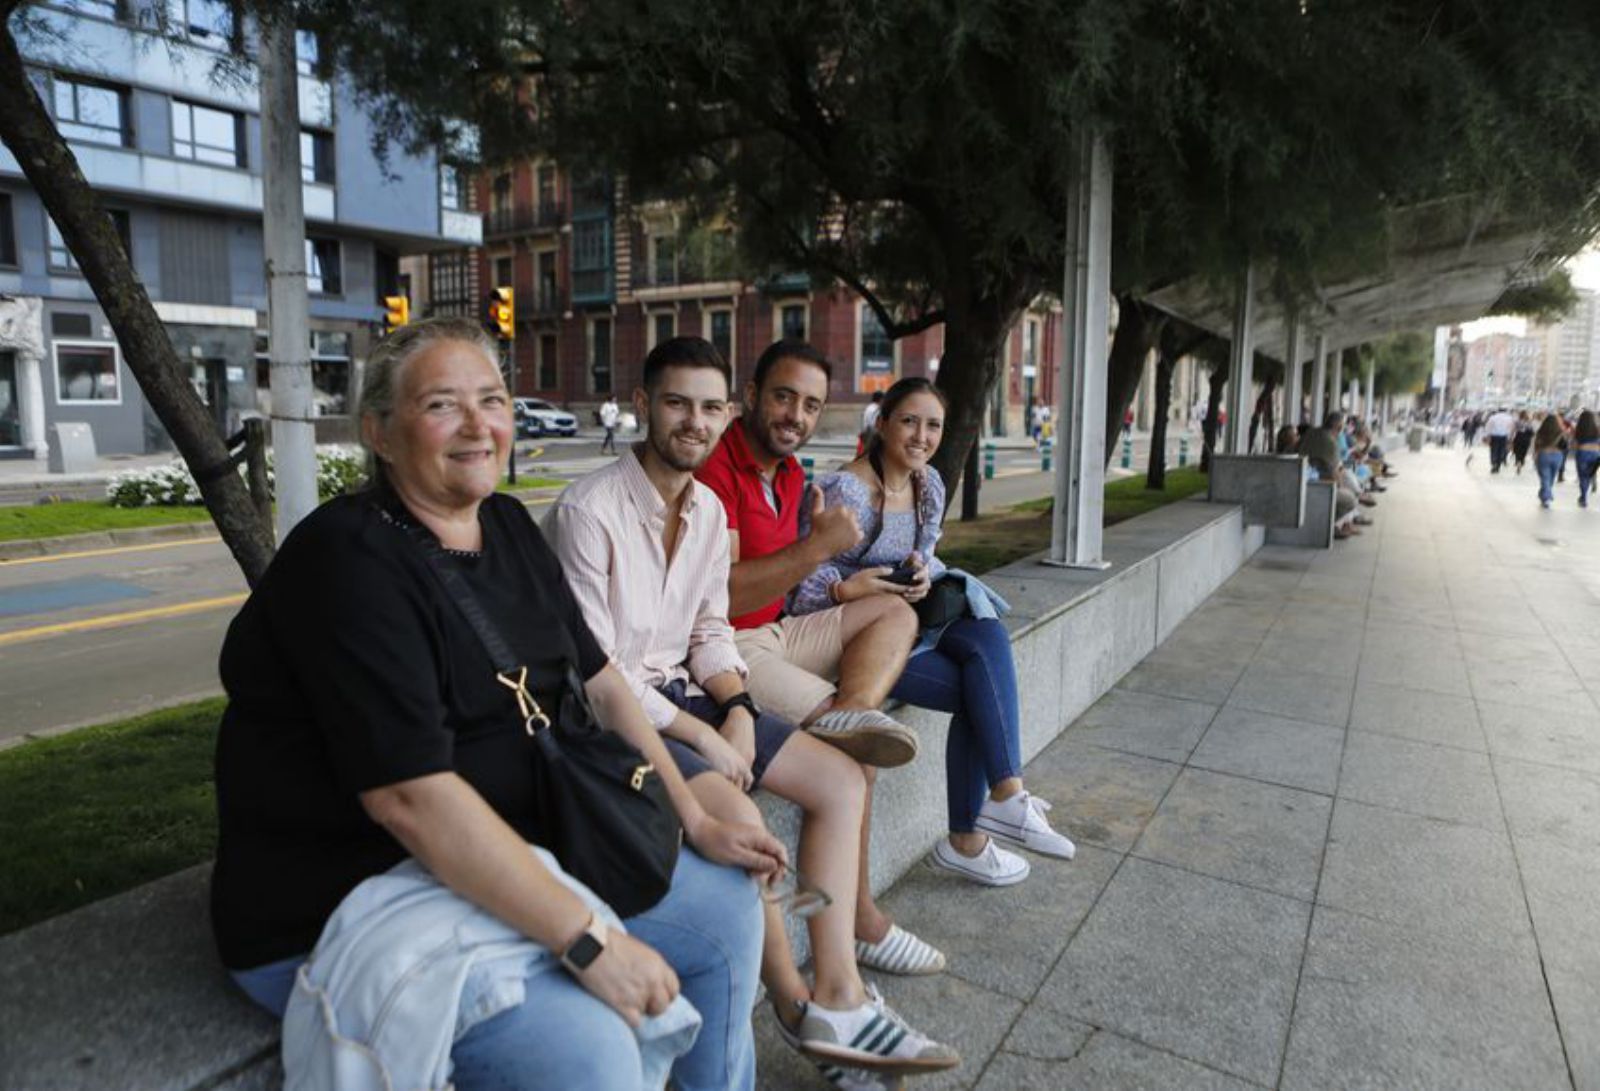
{"left": 383, "top": 294, "right": 410, "bottom": 332}
{"left": 488, "top": 287, "right": 515, "bottom": 341}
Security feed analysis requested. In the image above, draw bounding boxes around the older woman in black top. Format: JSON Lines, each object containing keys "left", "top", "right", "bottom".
{"left": 211, "top": 317, "right": 784, "bottom": 1090}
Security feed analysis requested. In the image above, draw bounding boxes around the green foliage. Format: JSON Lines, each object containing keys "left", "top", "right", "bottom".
{"left": 1491, "top": 268, "right": 1581, "bottom": 324}
{"left": 0, "top": 500, "right": 210, "bottom": 542}
{"left": 1361, "top": 332, "right": 1436, "bottom": 396}
{"left": 0, "top": 699, "right": 223, "bottom": 935}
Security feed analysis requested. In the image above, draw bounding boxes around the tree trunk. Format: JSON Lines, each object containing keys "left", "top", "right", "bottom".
{"left": 1146, "top": 350, "right": 1176, "bottom": 489}
{"left": 1103, "top": 294, "right": 1166, "bottom": 466}
{"left": 930, "top": 291, "right": 1017, "bottom": 522}
{"left": 1200, "top": 363, "right": 1227, "bottom": 472}
{"left": 0, "top": 23, "right": 275, "bottom": 584}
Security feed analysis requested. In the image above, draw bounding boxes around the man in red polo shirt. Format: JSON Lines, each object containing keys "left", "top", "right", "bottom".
{"left": 699, "top": 339, "right": 947, "bottom": 980}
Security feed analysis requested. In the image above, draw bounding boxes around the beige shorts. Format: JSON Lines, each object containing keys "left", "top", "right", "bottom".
{"left": 734, "top": 608, "right": 845, "bottom": 726}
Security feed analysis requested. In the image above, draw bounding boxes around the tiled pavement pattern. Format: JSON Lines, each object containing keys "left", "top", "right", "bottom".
{"left": 755, "top": 446, "right": 1599, "bottom": 1090}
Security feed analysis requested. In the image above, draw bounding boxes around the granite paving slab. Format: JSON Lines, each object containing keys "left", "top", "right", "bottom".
{"left": 1188, "top": 706, "right": 1345, "bottom": 795}
{"left": 1348, "top": 681, "right": 1485, "bottom": 751}
{"left": 1132, "top": 767, "right": 1331, "bottom": 900}
{"left": 1281, "top": 906, "right": 1568, "bottom": 1091}
{"left": 1318, "top": 799, "right": 1534, "bottom": 958}
{"left": 1494, "top": 757, "right": 1600, "bottom": 849}
{"left": 1337, "top": 731, "right": 1504, "bottom": 829}
{"left": 1066, "top": 689, "right": 1218, "bottom": 764}
{"left": 1116, "top": 656, "right": 1246, "bottom": 705}
{"left": 1017, "top": 741, "right": 1183, "bottom": 852}
{"left": 1478, "top": 699, "right": 1600, "bottom": 773}
{"left": 1546, "top": 966, "right": 1600, "bottom": 1091}
{"left": 1226, "top": 662, "right": 1354, "bottom": 727}
{"left": 1355, "top": 648, "right": 1473, "bottom": 696}
{"left": 1513, "top": 834, "right": 1600, "bottom": 975}
{"left": 976, "top": 1028, "right": 1259, "bottom": 1091}
{"left": 1034, "top": 858, "right": 1308, "bottom": 1086}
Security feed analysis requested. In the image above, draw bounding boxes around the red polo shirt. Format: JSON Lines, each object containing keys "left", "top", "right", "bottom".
{"left": 696, "top": 420, "right": 805, "bottom": 629}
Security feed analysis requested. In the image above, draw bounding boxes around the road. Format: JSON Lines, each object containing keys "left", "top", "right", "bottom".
{"left": 0, "top": 439, "right": 1064, "bottom": 744}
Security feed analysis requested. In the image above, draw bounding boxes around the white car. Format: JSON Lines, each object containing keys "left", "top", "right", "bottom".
{"left": 514, "top": 398, "right": 579, "bottom": 438}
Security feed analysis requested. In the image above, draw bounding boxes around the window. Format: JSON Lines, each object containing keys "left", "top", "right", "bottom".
{"left": 571, "top": 219, "right": 612, "bottom": 298}
{"left": 653, "top": 313, "right": 674, "bottom": 348}
{"left": 590, "top": 317, "right": 612, "bottom": 394}
{"left": 859, "top": 303, "right": 894, "bottom": 391}
{"left": 651, "top": 235, "right": 676, "bottom": 285}
{"left": 440, "top": 165, "right": 462, "bottom": 211}
{"left": 295, "top": 29, "right": 320, "bottom": 77}
{"left": 0, "top": 194, "right": 15, "bottom": 267}
{"left": 493, "top": 256, "right": 513, "bottom": 292}
{"left": 311, "top": 330, "right": 352, "bottom": 416}
{"left": 491, "top": 174, "right": 512, "bottom": 214}
{"left": 781, "top": 303, "right": 806, "bottom": 342}
{"left": 186, "top": 0, "right": 232, "bottom": 42}
{"left": 55, "top": 343, "right": 120, "bottom": 403}
{"left": 536, "top": 165, "right": 558, "bottom": 220}
{"left": 539, "top": 332, "right": 558, "bottom": 390}
{"left": 56, "top": 0, "right": 128, "bottom": 20}
{"left": 537, "top": 250, "right": 557, "bottom": 311}
{"left": 46, "top": 210, "right": 129, "bottom": 272}
{"left": 305, "top": 237, "right": 341, "bottom": 294}
{"left": 429, "top": 251, "right": 472, "bottom": 312}
{"left": 708, "top": 310, "right": 732, "bottom": 367}
{"left": 172, "top": 100, "right": 243, "bottom": 167}
{"left": 300, "top": 130, "right": 334, "bottom": 184}
{"left": 53, "top": 77, "right": 127, "bottom": 147}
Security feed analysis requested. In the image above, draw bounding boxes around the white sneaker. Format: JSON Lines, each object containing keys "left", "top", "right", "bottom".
{"left": 975, "top": 791, "right": 1077, "bottom": 859}
{"left": 929, "top": 837, "right": 1030, "bottom": 886}
{"left": 795, "top": 984, "right": 960, "bottom": 1074}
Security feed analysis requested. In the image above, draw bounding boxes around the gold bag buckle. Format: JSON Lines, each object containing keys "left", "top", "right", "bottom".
{"left": 496, "top": 667, "right": 551, "bottom": 735}
{"left": 630, "top": 763, "right": 653, "bottom": 791}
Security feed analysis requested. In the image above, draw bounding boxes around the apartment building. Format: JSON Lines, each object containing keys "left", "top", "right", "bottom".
{"left": 0, "top": 0, "right": 481, "bottom": 459}
{"left": 422, "top": 159, "right": 1057, "bottom": 436}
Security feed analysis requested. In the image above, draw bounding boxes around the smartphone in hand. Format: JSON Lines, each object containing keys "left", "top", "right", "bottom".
{"left": 883, "top": 559, "right": 919, "bottom": 586}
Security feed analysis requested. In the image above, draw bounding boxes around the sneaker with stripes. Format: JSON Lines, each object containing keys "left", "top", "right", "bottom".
{"left": 854, "top": 923, "right": 946, "bottom": 976}
{"left": 773, "top": 1008, "right": 896, "bottom": 1091}
{"left": 795, "top": 984, "right": 960, "bottom": 1074}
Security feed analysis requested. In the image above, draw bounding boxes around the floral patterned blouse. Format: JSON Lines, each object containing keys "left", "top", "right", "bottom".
{"left": 788, "top": 466, "right": 949, "bottom": 616}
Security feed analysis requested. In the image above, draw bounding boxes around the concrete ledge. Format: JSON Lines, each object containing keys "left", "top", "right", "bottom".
{"left": 1207, "top": 454, "right": 1306, "bottom": 528}
{"left": 0, "top": 496, "right": 1265, "bottom": 1090}
{"left": 1266, "top": 480, "right": 1337, "bottom": 549}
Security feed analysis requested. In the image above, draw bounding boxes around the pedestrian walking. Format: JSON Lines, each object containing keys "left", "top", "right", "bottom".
{"left": 1574, "top": 410, "right": 1600, "bottom": 508}
{"left": 1485, "top": 406, "right": 1515, "bottom": 473}
{"left": 599, "top": 395, "right": 620, "bottom": 455}
{"left": 1511, "top": 411, "right": 1534, "bottom": 474}
{"left": 1535, "top": 412, "right": 1566, "bottom": 509}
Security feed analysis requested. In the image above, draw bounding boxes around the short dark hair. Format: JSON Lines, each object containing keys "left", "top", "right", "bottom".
{"left": 642, "top": 336, "right": 731, "bottom": 393}
{"left": 752, "top": 338, "right": 833, "bottom": 392}
{"left": 1322, "top": 410, "right": 1344, "bottom": 430}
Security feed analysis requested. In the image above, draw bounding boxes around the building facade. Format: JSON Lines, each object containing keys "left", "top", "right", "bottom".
{"left": 0, "top": 0, "right": 480, "bottom": 460}
{"left": 420, "top": 159, "right": 1058, "bottom": 436}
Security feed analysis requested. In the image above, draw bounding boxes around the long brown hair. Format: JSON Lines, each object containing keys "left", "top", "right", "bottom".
{"left": 1535, "top": 413, "right": 1565, "bottom": 448}
{"left": 1576, "top": 410, "right": 1600, "bottom": 443}
{"left": 862, "top": 377, "right": 948, "bottom": 552}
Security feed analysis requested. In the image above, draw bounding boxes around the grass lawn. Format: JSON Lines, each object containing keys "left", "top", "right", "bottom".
{"left": 1, "top": 465, "right": 1209, "bottom": 934}
{"left": 0, "top": 699, "right": 223, "bottom": 936}
{"left": 0, "top": 478, "right": 570, "bottom": 545}
{"left": 939, "top": 466, "right": 1209, "bottom": 572}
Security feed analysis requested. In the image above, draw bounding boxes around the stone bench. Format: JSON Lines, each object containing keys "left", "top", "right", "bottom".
{"left": 1264, "top": 479, "right": 1337, "bottom": 549}
{"left": 1206, "top": 454, "right": 1306, "bottom": 528}
{"left": 0, "top": 498, "right": 1264, "bottom": 1091}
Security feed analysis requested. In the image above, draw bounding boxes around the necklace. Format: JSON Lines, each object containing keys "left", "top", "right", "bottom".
{"left": 882, "top": 475, "right": 911, "bottom": 497}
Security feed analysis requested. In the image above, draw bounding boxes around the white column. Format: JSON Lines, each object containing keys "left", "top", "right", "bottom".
{"left": 1284, "top": 312, "right": 1303, "bottom": 430}
{"left": 1226, "top": 265, "right": 1256, "bottom": 454}
{"left": 1364, "top": 361, "right": 1376, "bottom": 426}
{"left": 1311, "top": 332, "right": 1328, "bottom": 424}
{"left": 1330, "top": 348, "right": 1345, "bottom": 416}
{"left": 1049, "top": 130, "right": 1113, "bottom": 569}
{"left": 261, "top": 13, "right": 317, "bottom": 541}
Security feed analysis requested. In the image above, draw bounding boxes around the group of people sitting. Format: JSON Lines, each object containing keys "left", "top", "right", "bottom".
{"left": 1275, "top": 411, "right": 1394, "bottom": 540}
{"left": 208, "top": 318, "right": 1078, "bottom": 1091}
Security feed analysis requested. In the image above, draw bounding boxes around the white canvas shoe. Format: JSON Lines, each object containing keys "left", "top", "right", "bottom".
{"left": 929, "top": 837, "right": 1030, "bottom": 887}
{"left": 975, "top": 791, "right": 1077, "bottom": 859}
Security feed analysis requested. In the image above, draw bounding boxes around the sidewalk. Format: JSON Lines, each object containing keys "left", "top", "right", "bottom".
{"left": 756, "top": 447, "right": 1597, "bottom": 1089}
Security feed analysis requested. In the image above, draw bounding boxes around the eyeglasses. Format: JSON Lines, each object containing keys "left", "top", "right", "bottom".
{"left": 762, "top": 869, "right": 832, "bottom": 920}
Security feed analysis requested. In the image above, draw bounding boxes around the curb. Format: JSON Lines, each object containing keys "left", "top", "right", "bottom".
{"left": 0, "top": 520, "right": 221, "bottom": 562}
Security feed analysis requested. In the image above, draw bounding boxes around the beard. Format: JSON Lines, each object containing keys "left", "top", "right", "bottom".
{"left": 748, "top": 406, "right": 809, "bottom": 460}
{"left": 651, "top": 428, "right": 714, "bottom": 473}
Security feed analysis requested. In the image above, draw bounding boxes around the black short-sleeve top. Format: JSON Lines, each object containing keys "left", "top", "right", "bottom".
{"left": 209, "top": 491, "right": 609, "bottom": 970}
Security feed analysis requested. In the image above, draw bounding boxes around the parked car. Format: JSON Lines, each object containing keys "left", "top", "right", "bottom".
{"left": 514, "top": 398, "right": 579, "bottom": 438}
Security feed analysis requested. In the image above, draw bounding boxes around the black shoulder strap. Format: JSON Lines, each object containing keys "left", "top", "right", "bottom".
{"left": 864, "top": 449, "right": 923, "bottom": 558}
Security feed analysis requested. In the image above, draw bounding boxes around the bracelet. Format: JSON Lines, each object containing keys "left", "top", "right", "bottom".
{"left": 828, "top": 580, "right": 844, "bottom": 604}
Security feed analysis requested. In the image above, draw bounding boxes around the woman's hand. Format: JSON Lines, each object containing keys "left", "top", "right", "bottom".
{"left": 684, "top": 810, "right": 788, "bottom": 882}
{"left": 833, "top": 566, "right": 902, "bottom": 603}
{"left": 571, "top": 929, "right": 680, "bottom": 1028}
{"left": 902, "top": 552, "right": 932, "bottom": 603}
{"left": 696, "top": 724, "right": 754, "bottom": 792}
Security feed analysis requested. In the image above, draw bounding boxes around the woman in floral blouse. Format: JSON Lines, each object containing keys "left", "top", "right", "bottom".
{"left": 790, "top": 378, "right": 1076, "bottom": 887}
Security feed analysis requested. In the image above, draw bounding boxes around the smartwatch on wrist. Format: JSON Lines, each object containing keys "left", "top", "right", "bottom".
{"left": 718, "top": 692, "right": 760, "bottom": 720}
{"left": 560, "top": 912, "right": 609, "bottom": 975}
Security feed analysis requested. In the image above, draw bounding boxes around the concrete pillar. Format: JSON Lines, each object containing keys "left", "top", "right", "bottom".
{"left": 1284, "top": 312, "right": 1303, "bottom": 430}
{"left": 1330, "top": 348, "right": 1345, "bottom": 417}
{"left": 1226, "top": 264, "right": 1256, "bottom": 454}
{"left": 1364, "top": 362, "right": 1376, "bottom": 426}
{"left": 1311, "top": 332, "right": 1328, "bottom": 424}
{"left": 1049, "top": 130, "right": 1113, "bottom": 570}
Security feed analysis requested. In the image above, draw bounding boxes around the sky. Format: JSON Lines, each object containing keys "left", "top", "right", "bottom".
{"left": 1457, "top": 247, "right": 1600, "bottom": 342}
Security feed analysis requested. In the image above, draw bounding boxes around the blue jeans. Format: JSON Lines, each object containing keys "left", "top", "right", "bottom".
{"left": 1537, "top": 450, "right": 1564, "bottom": 504}
{"left": 232, "top": 849, "right": 762, "bottom": 1091}
{"left": 890, "top": 616, "right": 1023, "bottom": 832}
{"left": 1576, "top": 450, "right": 1600, "bottom": 504}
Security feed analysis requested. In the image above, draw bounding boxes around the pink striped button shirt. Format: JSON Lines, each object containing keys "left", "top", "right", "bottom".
{"left": 544, "top": 447, "right": 746, "bottom": 730}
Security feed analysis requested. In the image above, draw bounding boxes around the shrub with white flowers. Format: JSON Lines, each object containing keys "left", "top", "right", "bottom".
{"left": 106, "top": 445, "right": 370, "bottom": 507}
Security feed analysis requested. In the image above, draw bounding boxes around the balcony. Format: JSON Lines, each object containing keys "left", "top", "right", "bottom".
{"left": 482, "top": 201, "right": 564, "bottom": 239}
{"left": 571, "top": 268, "right": 614, "bottom": 305}
{"left": 759, "top": 271, "right": 811, "bottom": 294}
{"left": 525, "top": 286, "right": 566, "bottom": 318}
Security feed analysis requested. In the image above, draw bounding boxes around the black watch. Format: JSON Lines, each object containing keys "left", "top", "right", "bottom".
{"left": 560, "top": 913, "right": 608, "bottom": 975}
{"left": 718, "top": 692, "right": 760, "bottom": 720}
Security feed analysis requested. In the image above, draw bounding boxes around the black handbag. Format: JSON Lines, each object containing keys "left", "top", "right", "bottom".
{"left": 915, "top": 573, "right": 970, "bottom": 630}
{"left": 397, "top": 511, "right": 681, "bottom": 919}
